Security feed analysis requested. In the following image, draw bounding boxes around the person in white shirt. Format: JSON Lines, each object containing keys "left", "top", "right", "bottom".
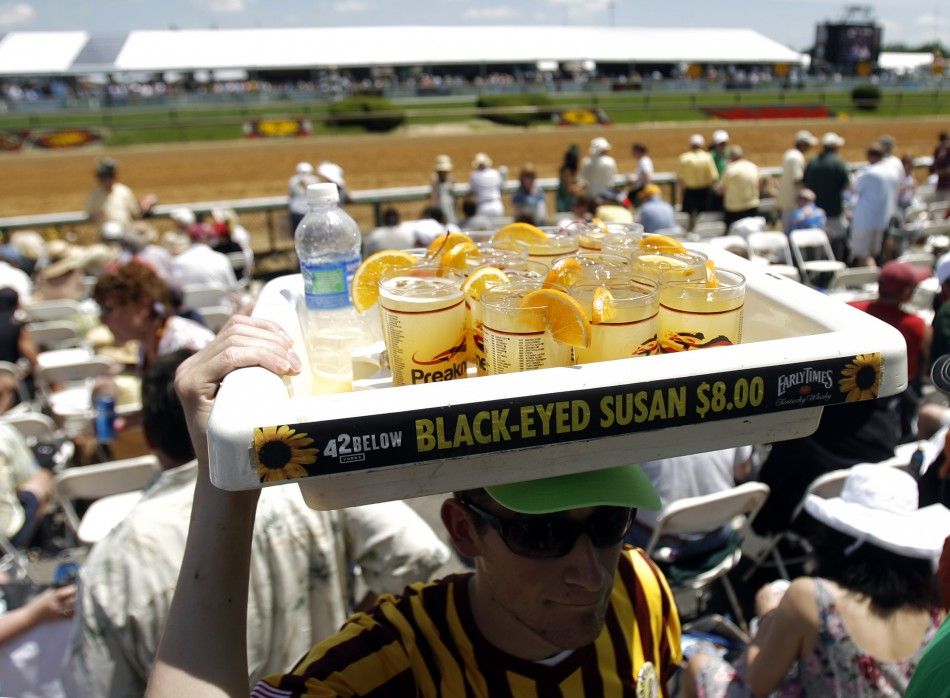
{"left": 628, "top": 142, "right": 654, "bottom": 203}
{"left": 777, "top": 130, "right": 818, "bottom": 229}
{"left": 171, "top": 235, "right": 238, "bottom": 292}
{"left": 362, "top": 208, "right": 415, "bottom": 256}
{"left": 287, "top": 162, "right": 317, "bottom": 236}
{"left": 626, "top": 446, "right": 754, "bottom": 559}
{"left": 580, "top": 136, "right": 618, "bottom": 201}
{"left": 851, "top": 143, "right": 901, "bottom": 267}
{"left": 468, "top": 152, "right": 506, "bottom": 218}
{"left": 877, "top": 135, "right": 907, "bottom": 192}
{"left": 0, "top": 259, "right": 32, "bottom": 303}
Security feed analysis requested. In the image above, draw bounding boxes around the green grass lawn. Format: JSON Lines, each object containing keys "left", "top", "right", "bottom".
{"left": 1, "top": 88, "right": 946, "bottom": 146}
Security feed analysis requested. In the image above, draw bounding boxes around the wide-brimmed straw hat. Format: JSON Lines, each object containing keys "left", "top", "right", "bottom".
{"left": 804, "top": 463, "right": 950, "bottom": 560}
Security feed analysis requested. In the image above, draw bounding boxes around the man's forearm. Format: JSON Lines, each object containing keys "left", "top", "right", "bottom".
{"left": 147, "top": 476, "right": 260, "bottom": 697}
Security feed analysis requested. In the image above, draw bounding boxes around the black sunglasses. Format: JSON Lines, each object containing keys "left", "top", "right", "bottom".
{"left": 460, "top": 499, "right": 634, "bottom": 559}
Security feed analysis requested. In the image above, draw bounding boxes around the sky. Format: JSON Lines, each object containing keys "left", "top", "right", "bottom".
{"left": 0, "top": 0, "right": 945, "bottom": 52}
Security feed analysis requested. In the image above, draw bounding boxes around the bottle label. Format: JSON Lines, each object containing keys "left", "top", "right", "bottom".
{"left": 301, "top": 256, "right": 360, "bottom": 310}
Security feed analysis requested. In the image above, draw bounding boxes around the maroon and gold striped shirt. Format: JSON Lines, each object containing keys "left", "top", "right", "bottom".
{"left": 252, "top": 547, "right": 681, "bottom": 697}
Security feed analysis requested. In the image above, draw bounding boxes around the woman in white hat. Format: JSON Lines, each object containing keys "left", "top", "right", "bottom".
{"left": 686, "top": 464, "right": 948, "bottom": 697}
{"left": 429, "top": 154, "right": 457, "bottom": 225}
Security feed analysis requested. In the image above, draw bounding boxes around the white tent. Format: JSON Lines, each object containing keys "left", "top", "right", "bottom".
{"left": 0, "top": 26, "right": 807, "bottom": 76}
{"left": 878, "top": 51, "right": 934, "bottom": 74}
{"left": 0, "top": 31, "right": 89, "bottom": 75}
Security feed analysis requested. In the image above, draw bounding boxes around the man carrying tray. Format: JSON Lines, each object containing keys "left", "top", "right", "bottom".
{"left": 146, "top": 316, "right": 683, "bottom": 697}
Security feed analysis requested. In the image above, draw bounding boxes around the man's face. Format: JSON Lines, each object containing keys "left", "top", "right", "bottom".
{"left": 97, "top": 174, "right": 115, "bottom": 190}
{"left": 470, "top": 502, "right": 625, "bottom": 653}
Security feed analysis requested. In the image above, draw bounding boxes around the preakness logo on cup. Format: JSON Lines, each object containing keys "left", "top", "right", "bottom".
{"left": 250, "top": 353, "right": 884, "bottom": 483}
{"left": 410, "top": 334, "right": 467, "bottom": 383}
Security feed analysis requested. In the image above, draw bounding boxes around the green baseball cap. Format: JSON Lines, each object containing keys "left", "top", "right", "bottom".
{"left": 485, "top": 463, "right": 661, "bottom": 515}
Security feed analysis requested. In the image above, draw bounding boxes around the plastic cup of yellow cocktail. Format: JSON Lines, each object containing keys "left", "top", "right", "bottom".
{"left": 571, "top": 277, "right": 660, "bottom": 363}
{"left": 480, "top": 280, "right": 590, "bottom": 374}
{"left": 378, "top": 264, "right": 468, "bottom": 386}
{"left": 657, "top": 269, "right": 745, "bottom": 353}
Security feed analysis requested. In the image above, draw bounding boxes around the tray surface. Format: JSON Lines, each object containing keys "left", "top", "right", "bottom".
{"left": 207, "top": 246, "right": 907, "bottom": 509}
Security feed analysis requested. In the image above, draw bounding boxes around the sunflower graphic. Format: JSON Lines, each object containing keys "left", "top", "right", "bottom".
{"left": 253, "top": 425, "right": 318, "bottom": 483}
{"left": 838, "top": 353, "right": 882, "bottom": 402}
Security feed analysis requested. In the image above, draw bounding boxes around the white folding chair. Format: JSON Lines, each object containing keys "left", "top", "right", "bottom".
{"left": 25, "top": 320, "right": 83, "bottom": 351}
{"left": 0, "top": 411, "right": 57, "bottom": 444}
{"left": 828, "top": 266, "right": 881, "bottom": 291}
{"left": 0, "top": 360, "right": 33, "bottom": 409}
{"left": 916, "top": 183, "right": 936, "bottom": 204}
{"left": 21, "top": 299, "right": 82, "bottom": 323}
{"left": 198, "top": 305, "right": 233, "bottom": 334}
{"left": 756, "top": 198, "right": 779, "bottom": 222}
{"left": 226, "top": 251, "right": 250, "bottom": 290}
{"left": 53, "top": 455, "right": 160, "bottom": 545}
{"left": 674, "top": 211, "right": 692, "bottom": 231}
{"left": 695, "top": 211, "right": 725, "bottom": 224}
{"left": 183, "top": 283, "right": 230, "bottom": 311}
{"left": 928, "top": 200, "right": 950, "bottom": 219}
{"left": 905, "top": 275, "right": 939, "bottom": 315}
{"left": 742, "top": 469, "right": 849, "bottom": 583}
{"left": 788, "top": 228, "right": 846, "bottom": 287}
{"left": 645, "top": 482, "right": 770, "bottom": 628}
{"left": 896, "top": 251, "right": 936, "bottom": 270}
{"left": 690, "top": 220, "right": 727, "bottom": 240}
{"left": 746, "top": 231, "right": 801, "bottom": 281}
{"left": 35, "top": 353, "right": 116, "bottom": 434}
{"left": 707, "top": 235, "right": 750, "bottom": 258}
{"left": 0, "top": 411, "right": 76, "bottom": 472}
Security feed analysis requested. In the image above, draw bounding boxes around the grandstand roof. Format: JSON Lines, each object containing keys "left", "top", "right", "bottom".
{"left": 0, "top": 26, "right": 805, "bottom": 76}
{"left": 0, "top": 31, "right": 89, "bottom": 75}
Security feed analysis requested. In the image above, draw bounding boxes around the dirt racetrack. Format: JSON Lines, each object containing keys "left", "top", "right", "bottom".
{"left": 0, "top": 116, "right": 945, "bottom": 246}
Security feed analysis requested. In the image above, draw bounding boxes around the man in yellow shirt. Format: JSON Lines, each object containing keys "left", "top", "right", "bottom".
{"left": 719, "top": 146, "right": 760, "bottom": 228}
{"left": 676, "top": 134, "right": 719, "bottom": 218}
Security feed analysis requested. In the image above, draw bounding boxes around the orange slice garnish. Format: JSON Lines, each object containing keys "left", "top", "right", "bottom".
{"left": 639, "top": 234, "right": 687, "bottom": 255}
{"left": 492, "top": 222, "right": 548, "bottom": 250}
{"left": 460, "top": 266, "right": 509, "bottom": 300}
{"left": 521, "top": 288, "right": 592, "bottom": 348}
{"left": 351, "top": 250, "right": 417, "bottom": 312}
{"left": 426, "top": 232, "right": 474, "bottom": 258}
{"left": 591, "top": 287, "right": 616, "bottom": 324}
{"left": 705, "top": 259, "right": 719, "bottom": 287}
{"left": 440, "top": 241, "right": 479, "bottom": 270}
{"left": 543, "top": 257, "right": 584, "bottom": 289}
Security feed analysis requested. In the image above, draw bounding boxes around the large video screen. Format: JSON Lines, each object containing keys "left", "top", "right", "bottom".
{"left": 816, "top": 23, "right": 882, "bottom": 64}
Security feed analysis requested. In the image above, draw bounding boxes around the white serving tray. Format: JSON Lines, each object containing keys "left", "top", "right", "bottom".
{"left": 208, "top": 245, "right": 907, "bottom": 510}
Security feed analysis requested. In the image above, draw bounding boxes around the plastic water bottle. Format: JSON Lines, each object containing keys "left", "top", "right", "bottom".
{"left": 295, "top": 182, "right": 362, "bottom": 312}
{"left": 294, "top": 183, "right": 365, "bottom": 394}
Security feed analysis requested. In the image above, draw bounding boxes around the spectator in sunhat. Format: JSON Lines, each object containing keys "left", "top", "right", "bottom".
{"left": 579, "top": 136, "right": 618, "bottom": 202}
{"left": 429, "top": 154, "right": 457, "bottom": 225}
{"left": 316, "top": 161, "right": 350, "bottom": 203}
{"left": 688, "top": 463, "right": 949, "bottom": 697}
{"left": 287, "top": 161, "right": 317, "bottom": 235}
{"left": 468, "top": 152, "right": 506, "bottom": 218}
